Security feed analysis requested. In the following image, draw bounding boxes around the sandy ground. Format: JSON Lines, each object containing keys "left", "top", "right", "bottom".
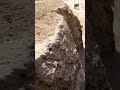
{"left": 35, "top": 0, "right": 85, "bottom": 47}
{"left": 35, "top": 0, "right": 64, "bottom": 44}
{"left": 35, "top": 0, "right": 65, "bottom": 60}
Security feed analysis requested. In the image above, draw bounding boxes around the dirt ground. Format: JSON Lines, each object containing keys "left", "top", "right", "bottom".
{"left": 35, "top": 0, "right": 64, "bottom": 44}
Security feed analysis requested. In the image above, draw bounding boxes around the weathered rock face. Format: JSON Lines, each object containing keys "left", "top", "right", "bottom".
{"left": 55, "top": 6, "right": 83, "bottom": 52}
{"left": 86, "top": 0, "right": 115, "bottom": 57}
{"left": 112, "top": 0, "right": 120, "bottom": 89}
{"left": 62, "top": 0, "right": 85, "bottom": 48}
{"left": 86, "top": 0, "right": 114, "bottom": 89}
{"left": 36, "top": 19, "right": 84, "bottom": 90}
{"left": 86, "top": 21, "right": 110, "bottom": 89}
{"left": 35, "top": 0, "right": 84, "bottom": 90}
{"left": 0, "top": 0, "right": 34, "bottom": 90}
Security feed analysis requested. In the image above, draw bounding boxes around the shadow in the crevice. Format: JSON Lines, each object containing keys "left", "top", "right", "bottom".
{"left": 0, "top": 68, "right": 35, "bottom": 90}
{"left": 112, "top": 49, "right": 120, "bottom": 90}
{"left": 79, "top": 47, "right": 85, "bottom": 90}
{"left": 0, "top": 59, "right": 35, "bottom": 90}
{"left": 79, "top": 47, "right": 85, "bottom": 71}
{"left": 102, "top": 49, "right": 120, "bottom": 90}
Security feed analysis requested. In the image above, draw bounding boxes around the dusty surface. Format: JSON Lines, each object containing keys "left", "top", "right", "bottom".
{"left": 0, "top": 0, "right": 34, "bottom": 79}
{"left": 35, "top": 0, "right": 65, "bottom": 59}
{"left": 35, "top": 0, "right": 64, "bottom": 44}
{"left": 36, "top": 19, "right": 84, "bottom": 90}
{"left": 35, "top": 0, "right": 85, "bottom": 90}
{"left": 0, "top": 0, "right": 34, "bottom": 90}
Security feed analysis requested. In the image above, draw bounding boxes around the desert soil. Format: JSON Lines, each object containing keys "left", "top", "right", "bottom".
{"left": 35, "top": 0, "right": 64, "bottom": 44}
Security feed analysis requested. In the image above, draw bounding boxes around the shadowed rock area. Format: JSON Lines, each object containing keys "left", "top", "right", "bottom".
{"left": 86, "top": 0, "right": 115, "bottom": 89}
{"left": 0, "top": 0, "right": 35, "bottom": 90}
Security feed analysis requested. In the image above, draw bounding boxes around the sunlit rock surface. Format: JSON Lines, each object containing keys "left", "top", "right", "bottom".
{"left": 35, "top": 0, "right": 85, "bottom": 90}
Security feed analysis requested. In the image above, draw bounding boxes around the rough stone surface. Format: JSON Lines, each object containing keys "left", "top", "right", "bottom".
{"left": 86, "top": 0, "right": 114, "bottom": 89}
{"left": 35, "top": 0, "right": 85, "bottom": 90}
{"left": 0, "top": 0, "right": 34, "bottom": 90}
{"left": 36, "top": 19, "right": 84, "bottom": 90}
{"left": 62, "top": 0, "right": 85, "bottom": 48}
